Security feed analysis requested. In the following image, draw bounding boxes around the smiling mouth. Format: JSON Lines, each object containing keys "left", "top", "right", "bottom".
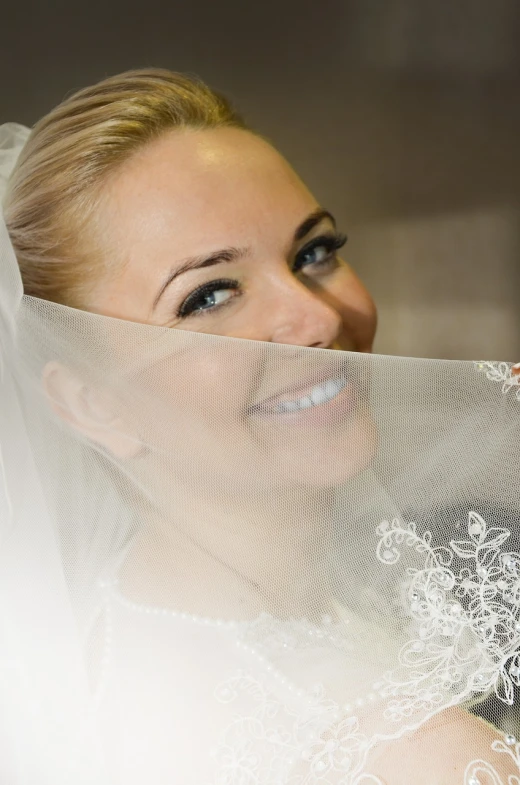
{"left": 248, "top": 376, "right": 349, "bottom": 417}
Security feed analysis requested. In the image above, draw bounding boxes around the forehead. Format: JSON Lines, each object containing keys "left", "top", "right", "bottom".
{"left": 103, "top": 127, "right": 317, "bottom": 249}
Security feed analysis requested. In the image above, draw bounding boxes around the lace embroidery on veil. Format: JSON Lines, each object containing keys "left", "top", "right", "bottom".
{"left": 475, "top": 362, "right": 520, "bottom": 401}
{"left": 465, "top": 736, "right": 520, "bottom": 785}
{"left": 208, "top": 504, "right": 520, "bottom": 784}
{"left": 375, "top": 511, "right": 520, "bottom": 714}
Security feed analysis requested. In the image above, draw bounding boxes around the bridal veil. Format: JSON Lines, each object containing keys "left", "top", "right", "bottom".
{"left": 1, "top": 122, "right": 519, "bottom": 784}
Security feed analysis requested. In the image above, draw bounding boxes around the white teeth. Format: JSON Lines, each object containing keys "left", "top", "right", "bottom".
{"left": 275, "top": 377, "right": 347, "bottom": 414}
{"left": 324, "top": 378, "right": 344, "bottom": 398}
{"left": 310, "top": 384, "right": 329, "bottom": 405}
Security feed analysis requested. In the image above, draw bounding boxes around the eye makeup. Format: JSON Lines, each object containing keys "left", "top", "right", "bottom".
{"left": 174, "top": 230, "right": 348, "bottom": 321}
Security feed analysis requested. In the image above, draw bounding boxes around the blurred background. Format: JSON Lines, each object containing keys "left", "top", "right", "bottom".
{"left": 1, "top": 0, "right": 519, "bottom": 359}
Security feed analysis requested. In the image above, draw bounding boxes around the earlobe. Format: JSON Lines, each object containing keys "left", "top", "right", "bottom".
{"left": 42, "top": 361, "right": 142, "bottom": 459}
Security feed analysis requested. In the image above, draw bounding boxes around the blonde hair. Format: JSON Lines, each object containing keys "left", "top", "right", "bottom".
{"left": 4, "top": 68, "right": 249, "bottom": 308}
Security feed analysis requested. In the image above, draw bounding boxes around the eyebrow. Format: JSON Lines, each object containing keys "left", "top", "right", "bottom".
{"left": 152, "top": 207, "right": 336, "bottom": 310}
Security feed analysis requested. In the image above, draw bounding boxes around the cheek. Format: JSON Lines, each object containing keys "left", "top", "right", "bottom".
{"left": 125, "top": 348, "right": 263, "bottom": 457}
{"left": 329, "top": 266, "right": 378, "bottom": 351}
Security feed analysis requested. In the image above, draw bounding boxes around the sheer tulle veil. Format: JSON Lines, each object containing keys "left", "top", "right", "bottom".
{"left": 1, "top": 122, "right": 520, "bottom": 784}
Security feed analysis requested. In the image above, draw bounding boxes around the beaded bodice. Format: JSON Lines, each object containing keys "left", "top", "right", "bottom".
{"left": 93, "top": 576, "right": 391, "bottom": 784}
{"left": 91, "top": 575, "right": 520, "bottom": 784}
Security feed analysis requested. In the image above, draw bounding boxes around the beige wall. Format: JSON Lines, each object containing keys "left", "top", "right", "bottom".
{"left": 350, "top": 208, "right": 520, "bottom": 359}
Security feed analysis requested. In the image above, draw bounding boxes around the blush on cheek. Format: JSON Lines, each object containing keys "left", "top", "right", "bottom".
{"left": 326, "top": 266, "right": 377, "bottom": 353}
{"left": 347, "top": 286, "right": 378, "bottom": 352}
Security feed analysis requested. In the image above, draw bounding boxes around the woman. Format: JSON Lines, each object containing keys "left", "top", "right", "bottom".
{"left": 1, "top": 69, "right": 519, "bottom": 783}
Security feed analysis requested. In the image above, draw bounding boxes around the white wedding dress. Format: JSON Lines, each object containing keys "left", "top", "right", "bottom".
{"left": 94, "top": 566, "right": 390, "bottom": 784}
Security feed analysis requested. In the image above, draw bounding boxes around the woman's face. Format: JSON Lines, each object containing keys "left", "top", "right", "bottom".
{"left": 92, "top": 127, "right": 377, "bottom": 351}
{"left": 69, "top": 128, "right": 378, "bottom": 492}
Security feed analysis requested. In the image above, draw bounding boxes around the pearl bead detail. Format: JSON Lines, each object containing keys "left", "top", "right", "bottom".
{"left": 92, "top": 554, "right": 520, "bottom": 783}
{"left": 99, "top": 574, "right": 386, "bottom": 729}
{"left": 110, "top": 578, "right": 239, "bottom": 630}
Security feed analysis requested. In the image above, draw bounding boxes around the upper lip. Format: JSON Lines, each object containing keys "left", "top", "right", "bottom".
{"left": 248, "top": 371, "right": 345, "bottom": 412}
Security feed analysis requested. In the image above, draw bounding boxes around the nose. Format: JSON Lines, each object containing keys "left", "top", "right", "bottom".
{"left": 265, "top": 274, "right": 343, "bottom": 349}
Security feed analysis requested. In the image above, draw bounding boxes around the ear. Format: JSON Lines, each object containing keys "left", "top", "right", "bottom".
{"left": 42, "top": 361, "right": 142, "bottom": 459}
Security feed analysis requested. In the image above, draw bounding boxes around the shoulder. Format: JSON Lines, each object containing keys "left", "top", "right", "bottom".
{"left": 368, "top": 707, "right": 518, "bottom": 784}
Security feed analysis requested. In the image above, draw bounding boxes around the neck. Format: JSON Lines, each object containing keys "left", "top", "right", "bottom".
{"left": 119, "top": 483, "right": 338, "bottom": 622}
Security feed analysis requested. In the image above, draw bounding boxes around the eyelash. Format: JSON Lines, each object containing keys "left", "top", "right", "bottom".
{"left": 176, "top": 232, "right": 348, "bottom": 319}
{"left": 292, "top": 232, "right": 347, "bottom": 274}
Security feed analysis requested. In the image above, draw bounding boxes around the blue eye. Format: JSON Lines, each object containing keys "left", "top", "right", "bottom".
{"left": 177, "top": 278, "right": 240, "bottom": 318}
{"left": 293, "top": 233, "right": 347, "bottom": 274}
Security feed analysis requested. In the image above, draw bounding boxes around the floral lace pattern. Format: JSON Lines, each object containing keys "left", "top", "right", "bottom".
{"left": 209, "top": 509, "right": 520, "bottom": 783}
{"left": 211, "top": 669, "right": 383, "bottom": 784}
{"left": 464, "top": 734, "right": 520, "bottom": 784}
{"left": 475, "top": 362, "right": 520, "bottom": 401}
{"left": 375, "top": 512, "right": 520, "bottom": 719}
